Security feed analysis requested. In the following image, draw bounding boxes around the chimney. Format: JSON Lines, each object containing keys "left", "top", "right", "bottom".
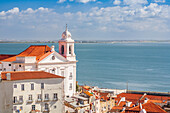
{"left": 6, "top": 73, "right": 11, "bottom": 80}
{"left": 144, "top": 98, "right": 149, "bottom": 103}
{"left": 51, "top": 45, "right": 55, "bottom": 52}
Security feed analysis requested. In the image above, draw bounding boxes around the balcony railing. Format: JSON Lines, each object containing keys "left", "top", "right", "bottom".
{"left": 13, "top": 101, "right": 19, "bottom": 105}
{"left": 44, "top": 98, "right": 50, "bottom": 102}
{"left": 36, "top": 99, "right": 42, "bottom": 102}
{"left": 18, "top": 100, "right": 23, "bottom": 104}
{"left": 53, "top": 98, "right": 58, "bottom": 101}
{"left": 27, "top": 99, "right": 33, "bottom": 103}
{"left": 43, "top": 109, "right": 50, "bottom": 112}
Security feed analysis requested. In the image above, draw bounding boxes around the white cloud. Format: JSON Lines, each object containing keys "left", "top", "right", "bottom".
{"left": 0, "top": 3, "right": 170, "bottom": 40}
{"left": 57, "top": 0, "right": 66, "bottom": 3}
{"left": 58, "top": 0, "right": 96, "bottom": 3}
{"left": 154, "top": 0, "right": 165, "bottom": 3}
{"left": 113, "top": 0, "right": 121, "bottom": 5}
{"left": 123, "top": 0, "right": 148, "bottom": 5}
{"left": 7, "top": 7, "right": 19, "bottom": 14}
{"left": 76, "top": 0, "right": 96, "bottom": 3}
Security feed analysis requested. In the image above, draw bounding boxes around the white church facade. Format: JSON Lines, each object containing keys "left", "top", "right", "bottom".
{"left": 0, "top": 25, "right": 77, "bottom": 97}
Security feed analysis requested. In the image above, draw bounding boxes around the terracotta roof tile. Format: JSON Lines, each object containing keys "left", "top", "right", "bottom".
{"left": 125, "top": 102, "right": 167, "bottom": 113}
{"left": 37, "top": 51, "right": 54, "bottom": 62}
{"left": 111, "top": 106, "right": 124, "bottom": 111}
{"left": 100, "top": 92, "right": 110, "bottom": 101}
{"left": 0, "top": 54, "right": 16, "bottom": 61}
{"left": 1, "top": 71, "right": 64, "bottom": 81}
{"left": 116, "top": 93, "right": 170, "bottom": 104}
{"left": 84, "top": 91, "right": 93, "bottom": 96}
{"left": 2, "top": 45, "right": 51, "bottom": 62}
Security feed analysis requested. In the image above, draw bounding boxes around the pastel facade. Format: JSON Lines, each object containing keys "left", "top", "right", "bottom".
{"left": 0, "top": 71, "right": 64, "bottom": 113}
{"left": 0, "top": 26, "right": 77, "bottom": 97}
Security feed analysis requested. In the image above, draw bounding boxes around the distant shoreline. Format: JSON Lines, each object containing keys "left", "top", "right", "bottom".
{"left": 0, "top": 40, "right": 170, "bottom": 44}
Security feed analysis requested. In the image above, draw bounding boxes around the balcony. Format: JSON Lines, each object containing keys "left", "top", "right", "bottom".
{"left": 53, "top": 98, "right": 58, "bottom": 101}
{"left": 44, "top": 98, "right": 50, "bottom": 102}
{"left": 36, "top": 99, "right": 42, "bottom": 102}
{"left": 43, "top": 109, "right": 50, "bottom": 112}
{"left": 13, "top": 101, "right": 19, "bottom": 105}
{"left": 18, "top": 100, "right": 23, "bottom": 104}
{"left": 27, "top": 99, "right": 33, "bottom": 103}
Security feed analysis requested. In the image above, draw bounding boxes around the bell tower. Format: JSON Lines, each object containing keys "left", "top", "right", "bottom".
{"left": 58, "top": 24, "right": 76, "bottom": 61}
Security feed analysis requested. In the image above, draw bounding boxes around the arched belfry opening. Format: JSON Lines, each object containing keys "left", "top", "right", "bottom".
{"left": 61, "top": 45, "right": 64, "bottom": 55}
{"left": 69, "top": 45, "right": 72, "bottom": 54}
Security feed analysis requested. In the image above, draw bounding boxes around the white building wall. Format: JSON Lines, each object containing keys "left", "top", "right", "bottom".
{"left": 0, "top": 78, "right": 64, "bottom": 113}
{"left": 0, "top": 81, "right": 14, "bottom": 113}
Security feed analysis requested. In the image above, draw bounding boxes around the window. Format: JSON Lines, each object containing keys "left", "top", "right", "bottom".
{"left": 54, "top": 93, "right": 58, "bottom": 100}
{"left": 13, "top": 96, "right": 17, "bottom": 103}
{"left": 28, "top": 95, "right": 32, "bottom": 100}
{"left": 21, "top": 84, "right": 24, "bottom": 91}
{"left": 61, "top": 45, "right": 64, "bottom": 55}
{"left": 45, "top": 103, "right": 49, "bottom": 110}
{"left": 54, "top": 105, "right": 57, "bottom": 109}
{"left": 52, "top": 68, "right": 55, "bottom": 74}
{"left": 19, "top": 96, "right": 23, "bottom": 102}
{"left": 37, "top": 94, "right": 42, "bottom": 100}
{"left": 52, "top": 56, "right": 55, "bottom": 60}
{"left": 13, "top": 106, "right": 17, "bottom": 111}
{"left": 108, "top": 105, "right": 110, "bottom": 110}
{"left": 69, "top": 45, "right": 72, "bottom": 54}
{"left": 69, "top": 83, "right": 72, "bottom": 90}
{"left": 9, "top": 64, "right": 11, "bottom": 66}
{"left": 61, "top": 70, "right": 64, "bottom": 76}
{"left": 20, "top": 106, "right": 23, "bottom": 110}
{"left": 32, "top": 105, "right": 35, "bottom": 110}
{"left": 4, "top": 68, "right": 6, "bottom": 71}
{"left": 31, "top": 84, "right": 34, "bottom": 90}
{"left": 45, "top": 94, "right": 49, "bottom": 100}
{"left": 19, "top": 65, "right": 21, "bottom": 67}
{"left": 14, "top": 84, "right": 17, "bottom": 88}
{"left": 69, "top": 72, "right": 73, "bottom": 80}
{"left": 41, "top": 83, "right": 44, "bottom": 89}
{"left": 14, "top": 69, "right": 16, "bottom": 71}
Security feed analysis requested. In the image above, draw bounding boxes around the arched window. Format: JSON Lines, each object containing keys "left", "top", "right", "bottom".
{"left": 69, "top": 72, "right": 72, "bottom": 80}
{"left": 69, "top": 83, "right": 72, "bottom": 90}
{"left": 52, "top": 68, "right": 55, "bottom": 74}
{"left": 69, "top": 45, "right": 72, "bottom": 54}
{"left": 61, "top": 45, "right": 64, "bottom": 55}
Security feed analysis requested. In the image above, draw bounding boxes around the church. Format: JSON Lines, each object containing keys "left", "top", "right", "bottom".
{"left": 0, "top": 25, "right": 77, "bottom": 97}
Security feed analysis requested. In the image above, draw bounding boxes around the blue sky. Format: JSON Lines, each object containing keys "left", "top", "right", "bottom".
{"left": 0, "top": 0, "right": 170, "bottom": 40}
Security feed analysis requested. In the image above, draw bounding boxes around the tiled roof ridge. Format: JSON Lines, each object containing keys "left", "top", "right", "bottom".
{"left": 1, "top": 71, "right": 65, "bottom": 81}
{"left": 127, "top": 101, "right": 167, "bottom": 112}
{"left": 37, "top": 51, "right": 54, "bottom": 62}
{"left": 0, "top": 54, "right": 16, "bottom": 55}
{"left": 1, "top": 45, "right": 51, "bottom": 62}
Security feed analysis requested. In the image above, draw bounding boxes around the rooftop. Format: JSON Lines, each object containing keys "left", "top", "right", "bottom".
{"left": 1, "top": 71, "right": 64, "bottom": 81}
{"left": 123, "top": 102, "right": 167, "bottom": 113}
{"left": 1, "top": 45, "right": 51, "bottom": 62}
{"left": 116, "top": 93, "right": 170, "bottom": 104}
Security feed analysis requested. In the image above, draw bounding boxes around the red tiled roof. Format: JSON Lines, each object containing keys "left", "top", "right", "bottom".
{"left": 37, "top": 51, "right": 54, "bottom": 62}
{"left": 100, "top": 92, "right": 110, "bottom": 101}
{"left": 119, "top": 101, "right": 126, "bottom": 107}
{"left": 0, "top": 54, "right": 16, "bottom": 61}
{"left": 111, "top": 106, "right": 124, "bottom": 111}
{"left": 116, "top": 93, "right": 170, "bottom": 104}
{"left": 1, "top": 71, "right": 64, "bottom": 81}
{"left": 125, "top": 102, "right": 167, "bottom": 113}
{"left": 1, "top": 45, "right": 51, "bottom": 62}
{"left": 84, "top": 91, "right": 93, "bottom": 96}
